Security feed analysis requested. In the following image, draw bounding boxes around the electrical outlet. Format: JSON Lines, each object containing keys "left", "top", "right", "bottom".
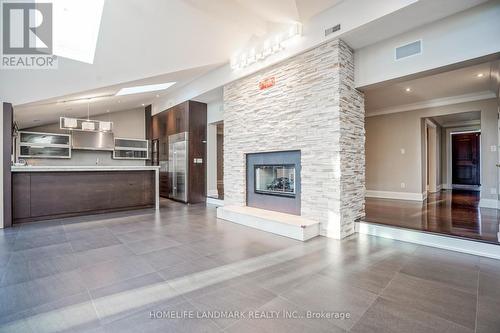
{"left": 491, "top": 145, "right": 497, "bottom": 152}
{"left": 400, "top": 182, "right": 406, "bottom": 189}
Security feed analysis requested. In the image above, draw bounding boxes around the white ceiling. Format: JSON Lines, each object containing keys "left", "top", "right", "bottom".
{"left": 9, "top": 0, "right": 345, "bottom": 128}
{"left": 364, "top": 61, "right": 498, "bottom": 114}
{"left": 14, "top": 64, "right": 219, "bottom": 128}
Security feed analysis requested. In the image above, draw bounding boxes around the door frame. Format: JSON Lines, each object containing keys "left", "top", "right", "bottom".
{"left": 447, "top": 129, "right": 481, "bottom": 189}
{"left": 424, "top": 119, "right": 438, "bottom": 194}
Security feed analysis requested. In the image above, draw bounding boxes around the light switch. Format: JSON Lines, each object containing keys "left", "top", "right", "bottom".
{"left": 491, "top": 145, "right": 497, "bottom": 152}
{"left": 490, "top": 188, "right": 497, "bottom": 195}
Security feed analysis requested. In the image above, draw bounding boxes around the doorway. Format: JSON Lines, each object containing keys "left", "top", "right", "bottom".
{"left": 452, "top": 132, "right": 481, "bottom": 186}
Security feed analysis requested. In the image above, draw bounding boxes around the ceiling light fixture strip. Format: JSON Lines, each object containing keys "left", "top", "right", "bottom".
{"left": 231, "top": 23, "right": 302, "bottom": 70}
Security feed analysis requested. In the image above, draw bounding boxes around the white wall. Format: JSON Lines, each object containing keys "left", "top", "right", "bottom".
{"left": 366, "top": 99, "right": 498, "bottom": 199}
{"left": 206, "top": 101, "right": 223, "bottom": 197}
{"left": 22, "top": 108, "right": 146, "bottom": 166}
{"left": 356, "top": 1, "right": 500, "bottom": 88}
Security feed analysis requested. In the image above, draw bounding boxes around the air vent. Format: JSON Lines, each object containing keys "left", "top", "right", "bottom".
{"left": 395, "top": 40, "right": 422, "bottom": 60}
{"left": 325, "top": 24, "right": 341, "bottom": 37}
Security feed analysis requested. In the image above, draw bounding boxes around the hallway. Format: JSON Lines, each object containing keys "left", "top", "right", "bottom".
{"left": 365, "top": 190, "right": 500, "bottom": 244}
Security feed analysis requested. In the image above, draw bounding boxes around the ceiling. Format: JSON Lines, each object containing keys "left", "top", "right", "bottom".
{"left": 14, "top": 64, "right": 219, "bottom": 128}
{"left": 1, "top": 0, "right": 345, "bottom": 107}
{"left": 431, "top": 111, "right": 481, "bottom": 127}
{"left": 364, "top": 61, "right": 498, "bottom": 114}
{"left": 10, "top": 0, "right": 345, "bottom": 128}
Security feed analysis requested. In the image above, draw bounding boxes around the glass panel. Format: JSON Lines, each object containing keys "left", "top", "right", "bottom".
{"left": 114, "top": 150, "right": 147, "bottom": 159}
{"left": 115, "top": 139, "right": 148, "bottom": 149}
{"left": 255, "top": 164, "right": 295, "bottom": 197}
{"left": 20, "top": 133, "right": 69, "bottom": 145}
{"left": 20, "top": 146, "right": 70, "bottom": 158}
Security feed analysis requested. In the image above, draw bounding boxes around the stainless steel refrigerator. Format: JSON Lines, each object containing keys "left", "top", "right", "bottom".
{"left": 168, "top": 132, "right": 188, "bottom": 202}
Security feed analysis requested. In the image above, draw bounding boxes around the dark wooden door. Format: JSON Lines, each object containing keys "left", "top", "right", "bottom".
{"left": 452, "top": 132, "right": 480, "bottom": 185}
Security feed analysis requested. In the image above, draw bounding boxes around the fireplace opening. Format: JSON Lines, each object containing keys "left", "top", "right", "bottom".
{"left": 246, "top": 150, "right": 301, "bottom": 215}
{"left": 254, "top": 164, "right": 296, "bottom": 197}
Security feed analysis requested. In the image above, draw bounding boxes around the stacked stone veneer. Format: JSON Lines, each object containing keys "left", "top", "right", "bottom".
{"left": 223, "top": 39, "right": 365, "bottom": 239}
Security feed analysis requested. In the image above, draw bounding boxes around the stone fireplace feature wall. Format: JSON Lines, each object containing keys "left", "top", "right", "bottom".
{"left": 223, "top": 39, "right": 365, "bottom": 239}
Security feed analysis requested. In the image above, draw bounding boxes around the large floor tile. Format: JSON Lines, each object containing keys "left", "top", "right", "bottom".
{"left": 80, "top": 256, "right": 155, "bottom": 290}
{"left": 281, "top": 273, "right": 377, "bottom": 331}
{"left": 69, "top": 231, "right": 122, "bottom": 253}
{"left": 476, "top": 296, "right": 500, "bottom": 333}
{"left": 1, "top": 253, "right": 79, "bottom": 287}
{"left": 90, "top": 272, "right": 184, "bottom": 324}
{"left": 380, "top": 273, "right": 477, "bottom": 329}
{"left": 0, "top": 270, "right": 87, "bottom": 320}
{"left": 125, "top": 236, "right": 181, "bottom": 255}
{"left": 351, "top": 297, "right": 472, "bottom": 333}
{"left": 73, "top": 244, "right": 134, "bottom": 268}
{"left": 399, "top": 256, "right": 479, "bottom": 294}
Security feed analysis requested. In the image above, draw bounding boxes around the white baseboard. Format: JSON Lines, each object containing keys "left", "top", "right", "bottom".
{"left": 356, "top": 222, "right": 500, "bottom": 260}
{"left": 207, "top": 189, "right": 219, "bottom": 197}
{"left": 365, "top": 190, "right": 424, "bottom": 201}
{"left": 206, "top": 197, "right": 224, "bottom": 207}
{"left": 479, "top": 198, "right": 499, "bottom": 209}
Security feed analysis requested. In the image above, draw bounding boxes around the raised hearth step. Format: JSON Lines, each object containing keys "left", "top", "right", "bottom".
{"left": 216, "top": 205, "right": 320, "bottom": 241}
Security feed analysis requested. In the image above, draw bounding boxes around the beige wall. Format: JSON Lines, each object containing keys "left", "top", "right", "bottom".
{"left": 366, "top": 99, "right": 498, "bottom": 200}
{"left": 22, "top": 108, "right": 146, "bottom": 166}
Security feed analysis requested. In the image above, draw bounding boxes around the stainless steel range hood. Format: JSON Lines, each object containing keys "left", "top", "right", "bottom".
{"left": 72, "top": 131, "right": 114, "bottom": 151}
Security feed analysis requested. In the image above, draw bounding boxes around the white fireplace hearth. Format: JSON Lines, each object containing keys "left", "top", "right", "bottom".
{"left": 216, "top": 205, "right": 320, "bottom": 241}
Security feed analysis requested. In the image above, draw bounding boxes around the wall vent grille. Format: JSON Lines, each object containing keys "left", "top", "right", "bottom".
{"left": 395, "top": 40, "right": 422, "bottom": 60}
{"left": 325, "top": 24, "right": 341, "bottom": 37}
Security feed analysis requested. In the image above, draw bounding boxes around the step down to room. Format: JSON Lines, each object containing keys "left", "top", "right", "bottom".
{"left": 356, "top": 221, "right": 500, "bottom": 259}
{"left": 217, "top": 205, "right": 320, "bottom": 241}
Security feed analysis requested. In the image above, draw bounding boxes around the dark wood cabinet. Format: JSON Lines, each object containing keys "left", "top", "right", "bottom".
{"left": 150, "top": 100, "right": 207, "bottom": 203}
{"left": 13, "top": 171, "right": 155, "bottom": 223}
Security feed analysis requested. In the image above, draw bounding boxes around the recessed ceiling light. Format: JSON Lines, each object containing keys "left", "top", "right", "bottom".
{"left": 477, "top": 73, "right": 484, "bottom": 78}
{"left": 106, "top": 109, "right": 110, "bottom": 113}
{"left": 405, "top": 87, "right": 411, "bottom": 92}
{"left": 117, "top": 100, "right": 121, "bottom": 103}
{"left": 156, "top": 94, "right": 160, "bottom": 98}
{"left": 115, "top": 82, "right": 176, "bottom": 96}
{"left": 141, "top": 103, "right": 145, "bottom": 106}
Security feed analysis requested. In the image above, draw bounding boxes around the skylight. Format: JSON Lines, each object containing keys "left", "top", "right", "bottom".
{"left": 115, "top": 82, "right": 176, "bottom": 96}
{"left": 51, "top": 0, "right": 105, "bottom": 64}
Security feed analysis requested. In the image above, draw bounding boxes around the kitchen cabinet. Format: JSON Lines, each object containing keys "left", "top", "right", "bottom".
{"left": 150, "top": 100, "right": 207, "bottom": 203}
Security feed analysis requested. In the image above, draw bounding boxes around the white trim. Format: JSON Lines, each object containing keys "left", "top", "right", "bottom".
{"left": 366, "top": 91, "right": 496, "bottom": 117}
{"left": 441, "top": 120, "right": 481, "bottom": 128}
{"left": 206, "top": 197, "right": 224, "bottom": 207}
{"left": 479, "top": 198, "right": 499, "bottom": 209}
{"left": 356, "top": 222, "right": 500, "bottom": 260}
{"left": 365, "top": 190, "right": 424, "bottom": 201}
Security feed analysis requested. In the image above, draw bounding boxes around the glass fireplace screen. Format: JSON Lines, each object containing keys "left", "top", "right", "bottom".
{"left": 254, "top": 164, "right": 296, "bottom": 197}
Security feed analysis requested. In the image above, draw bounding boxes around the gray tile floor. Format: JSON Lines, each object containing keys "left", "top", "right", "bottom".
{"left": 0, "top": 199, "right": 499, "bottom": 333}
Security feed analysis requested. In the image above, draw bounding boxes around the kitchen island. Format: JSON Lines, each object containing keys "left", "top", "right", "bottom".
{"left": 11, "top": 166, "right": 160, "bottom": 223}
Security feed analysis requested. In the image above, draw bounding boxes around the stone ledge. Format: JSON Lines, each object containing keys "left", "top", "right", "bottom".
{"left": 216, "top": 205, "right": 320, "bottom": 241}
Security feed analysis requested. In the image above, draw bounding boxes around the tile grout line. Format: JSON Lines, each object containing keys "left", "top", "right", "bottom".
{"left": 474, "top": 268, "right": 480, "bottom": 333}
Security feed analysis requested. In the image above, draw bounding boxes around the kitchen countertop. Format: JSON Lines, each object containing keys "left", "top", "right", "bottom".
{"left": 11, "top": 165, "right": 161, "bottom": 172}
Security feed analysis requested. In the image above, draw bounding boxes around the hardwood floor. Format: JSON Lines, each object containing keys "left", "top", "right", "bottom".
{"left": 365, "top": 190, "right": 500, "bottom": 244}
